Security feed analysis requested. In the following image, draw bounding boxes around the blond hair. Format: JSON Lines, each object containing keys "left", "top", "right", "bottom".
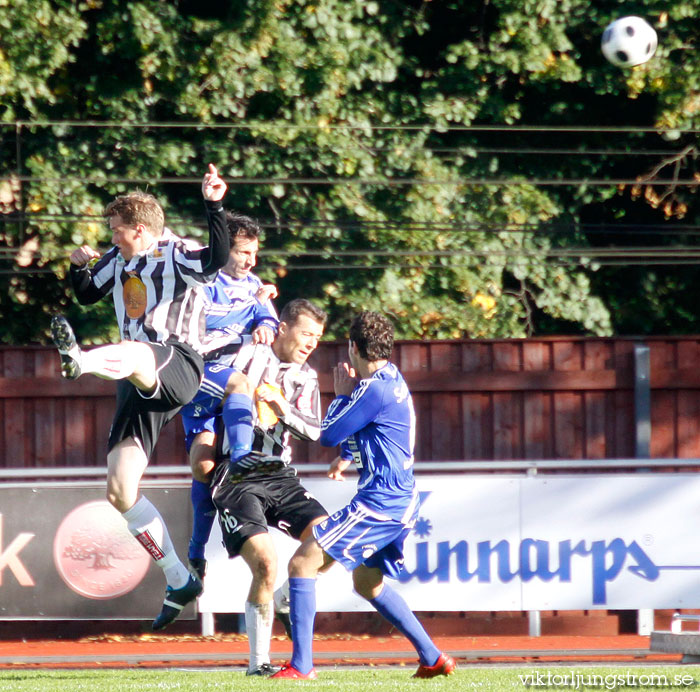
{"left": 104, "top": 191, "right": 165, "bottom": 237}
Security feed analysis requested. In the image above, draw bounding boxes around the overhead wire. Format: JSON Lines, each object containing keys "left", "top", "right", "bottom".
{"left": 3, "top": 121, "right": 700, "bottom": 133}
{"left": 6, "top": 175, "right": 699, "bottom": 186}
{"left": 2, "top": 121, "right": 698, "bottom": 276}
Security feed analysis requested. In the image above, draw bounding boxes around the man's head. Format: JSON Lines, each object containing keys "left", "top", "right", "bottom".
{"left": 224, "top": 212, "right": 261, "bottom": 279}
{"left": 104, "top": 192, "right": 165, "bottom": 260}
{"left": 348, "top": 311, "right": 394, "bottom": 366}
{"left": 274, "top": 299, "right": 327, "bottom": 365}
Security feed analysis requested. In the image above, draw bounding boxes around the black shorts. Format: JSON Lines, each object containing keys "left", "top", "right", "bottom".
{"left": 107, "top": 341, "right": 204, "bottom": 457}
{"left": 211, "top": 466, "right": 327, "bottom": 558}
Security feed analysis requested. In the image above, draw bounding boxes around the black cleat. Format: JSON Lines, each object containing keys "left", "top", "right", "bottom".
{"left": 50, "top": 315, "right": 82, "bottom": 380}
{"left": 152, "top": 574, "right": 203, "bottom": 631}
{"left": 228, "top": 452, "right": 285, "bottom": 483}
{"left": 246, "top": 662, "right": 279, "bottom": 677}
{"left": 275, "top": 611, "right": 293, "bottom": 641}
{"left": 273, "top": 583, "right": 293, "bottom": 640}
{"left": 188, "top": 557, "right": 207, "bottom": 581}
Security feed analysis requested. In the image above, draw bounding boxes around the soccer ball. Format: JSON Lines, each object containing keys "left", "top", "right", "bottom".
{"left": 601, "top": 16, "right": 658, "bottom": 68}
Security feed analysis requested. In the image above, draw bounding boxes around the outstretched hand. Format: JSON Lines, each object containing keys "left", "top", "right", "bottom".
{"left": 252, "top": 325, "right": 275, "bottom": 345}
{"left": 255, "top": 284, "right": 278, "bottom": 304}
{"left": 202, "top": 163, "right": 227, "bottom": 202}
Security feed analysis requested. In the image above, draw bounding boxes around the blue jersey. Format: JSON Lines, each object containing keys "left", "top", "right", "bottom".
{"left": 200, "top": 272, "right": 278, "bottom": 356}
{"left": 320, "top": 363, "right": 418, "bottom": 521}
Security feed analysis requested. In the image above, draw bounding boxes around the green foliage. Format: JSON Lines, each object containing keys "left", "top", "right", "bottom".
{"left": 1, "top": 0, "right": 698, "bottom": 343}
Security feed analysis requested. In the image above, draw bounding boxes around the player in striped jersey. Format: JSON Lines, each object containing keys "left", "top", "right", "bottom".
{"left": 205, "top": 299, "right": 329, "bottom": 676}
{"left": 50, "top": 165, "right": 230, "bottom": 631}
{"left": 272, "top": 312, "right": 455, "bottom": 680}
{"left": 180, "top": 211, "right": 279, "bottom": 583}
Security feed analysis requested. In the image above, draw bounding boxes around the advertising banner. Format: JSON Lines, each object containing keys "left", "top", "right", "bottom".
{"left": 0, "top": 484, "right": 193, "bottom": 619}
{"left": 2, "top": 473, "right": 700, "bottom": 619}
{"left": 199, "top": 474, "right": 700, "bottom": 614}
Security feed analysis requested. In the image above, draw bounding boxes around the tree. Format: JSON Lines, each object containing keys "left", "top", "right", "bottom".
{"left": 63, "top": 526, "right": 142, "bottom": 570}
{"left": 1, "top": 0, "right": 698, "bottom": 343}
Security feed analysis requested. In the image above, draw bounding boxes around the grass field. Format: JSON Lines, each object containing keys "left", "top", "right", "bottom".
{"left": 1, "top": 666, "right": 699, "bottom": 691}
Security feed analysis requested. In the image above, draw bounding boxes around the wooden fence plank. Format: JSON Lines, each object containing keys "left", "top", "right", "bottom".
{"left": 523, "top": 342, "right": 549, "bottom": 459}
{"left": 3, "top": 338, "right": 700, "bottom": 470}
{"left": 3, "top": 350, "right": 27, "bottom": 467}
{"left": 651, "top": 390, "right": 677, "bottom": 458}
{"left": 582, "top": 342, "right": 611, "bottom": 459}
{"left": 461, "top": 393, "right": 492, "bottom": 460}
{"left": 493, "top": 392, "right": 521, "bottom": 459}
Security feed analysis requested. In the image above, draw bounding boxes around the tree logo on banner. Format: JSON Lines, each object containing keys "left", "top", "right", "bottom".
{"left": 53, "top": 500, "right": 150, "bottom": 600}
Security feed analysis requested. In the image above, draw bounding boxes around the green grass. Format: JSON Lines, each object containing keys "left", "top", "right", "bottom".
{"left": 0, "top": 667, "right": 699, "bottom": 691}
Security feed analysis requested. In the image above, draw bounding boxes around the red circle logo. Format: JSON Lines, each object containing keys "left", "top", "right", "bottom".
{"left": 53, "top": 500, "right": 151, "bottom": 599}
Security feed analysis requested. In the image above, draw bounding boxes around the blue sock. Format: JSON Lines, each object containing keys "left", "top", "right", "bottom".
{"left": 188, "top": 479, "right": 215, "bottom": 561}
{"left": 222, "top": 393, "right": 254, "bottom": 464}
{"left": 369, "top": 584, "right": 440, "bottom": 666}
{"left": 289, "top": 577, "right": 317, "bottom": 674}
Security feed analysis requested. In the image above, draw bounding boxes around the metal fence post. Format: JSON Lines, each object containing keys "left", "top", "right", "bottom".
{"left": 634, "top": 343, "right": 651, "bottom": 460}
{"left": 634, "top": 342, "right": 652, "bottom": 635}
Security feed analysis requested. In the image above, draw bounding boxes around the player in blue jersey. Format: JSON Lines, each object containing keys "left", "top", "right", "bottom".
{"left": 180, "top": 212, "right": 279, "bottom": 584}
{"left": 272, "top": 312, "right": 456, "bottom": 680}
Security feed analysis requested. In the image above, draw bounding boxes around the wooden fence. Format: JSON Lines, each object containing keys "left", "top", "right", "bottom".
{"left": 2, "top": 336, "right": 700, "bottom": 471}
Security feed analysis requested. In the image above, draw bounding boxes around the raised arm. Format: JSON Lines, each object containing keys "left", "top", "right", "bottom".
{"left": 256, "top": 376, "right": 322, "bottom": 442}
{"left": 320, "top": 369, "right": 383, "bottom": 448}
{"left": 199, "top": 164, "right": 230, "bottom": 275}
{"left": 251, "top": 285, "right": 279, "bottom": 346}
{"left": 68, "top": 245, "right": 112, "bottom": 305}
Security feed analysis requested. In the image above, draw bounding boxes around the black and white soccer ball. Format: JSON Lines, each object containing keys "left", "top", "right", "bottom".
{"left": 601, "top": 16, "right": 658, "bottom": 68}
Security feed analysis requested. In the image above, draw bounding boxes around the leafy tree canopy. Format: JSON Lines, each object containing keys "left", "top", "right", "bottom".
{"left": 0, "top": 0, "right": 698, "bottom": 343}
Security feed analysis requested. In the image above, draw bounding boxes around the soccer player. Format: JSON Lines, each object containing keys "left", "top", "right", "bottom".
{"left": 180, "top": 211, "right": 279, "bottom": 583}
{"left": 271, "top": 311, "right": 456, "bottom": 680}
{"left": 50, "top": 164, "right": 230, "bottom": 630}
{"left": 207, "top": 298, "right": 329, "bottom": 676}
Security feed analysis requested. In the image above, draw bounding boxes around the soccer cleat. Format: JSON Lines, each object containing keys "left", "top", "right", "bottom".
{"left": 246, "top": 662, "right": 279, "bottom": 677}
{"left": 412, "top": 652, "right": 456, "bottom": 678}
{"left": 270, "top": 664, "right": 318, "bottom": 679}
{"left": 273, "top": 583, "right": 293, "bottom": 640}
{"left": 275, "top": 611, "right": 293, "bottom": 641}
{"left": 152, "top": 573, "right": 203, "bottom": 631}
{"left": 188, "top": 557, "right": 207, "bottom": 581}
{"left": 228, "top": 452, "right": 285, "bottom": 483}
{"left": 50, "top": 315, "right": 82, "bottom": 380}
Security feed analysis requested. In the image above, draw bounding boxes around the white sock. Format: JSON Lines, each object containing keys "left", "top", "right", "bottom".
{"left": 122, "top": 496, "right": 189, "bottom": 589}
{"left": 245, "top": 600, "right": 273, "bottom": 670}
{"left": 82, "top": 344, "right": 139, "bottom": 380}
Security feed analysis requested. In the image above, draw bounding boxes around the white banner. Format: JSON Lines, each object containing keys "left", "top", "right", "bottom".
{"left": 198, "top": 473, "right": 700, "bottom": 614}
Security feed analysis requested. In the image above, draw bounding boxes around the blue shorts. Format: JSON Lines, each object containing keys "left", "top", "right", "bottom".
{"left": 180, "top": 362, "right": 238, "bottom": 452}
{"left": 312, "top": 497, "right": 417, "bottom": 579}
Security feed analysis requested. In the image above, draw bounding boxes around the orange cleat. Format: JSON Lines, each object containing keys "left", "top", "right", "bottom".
{"left": 270, "top": 663, "right": 318, "bottom": 679}
{"left": 412, "top": 652, "right": 456, "bottom": 678}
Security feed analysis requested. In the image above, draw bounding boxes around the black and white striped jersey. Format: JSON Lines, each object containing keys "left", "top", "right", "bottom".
{"left": 218, "top": 339, "right": 321, "bottom": 465}
{"left": 70, "top": 203, "right": 229, "bottom": 352}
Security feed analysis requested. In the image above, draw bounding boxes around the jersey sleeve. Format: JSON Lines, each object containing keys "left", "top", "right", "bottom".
{"left": 201, "top": 282, "right": 217, "bottom": 311}
{"left": 282, "top": 375, "right": 321, "bottom": 442}
{"left": 340, "top": 440, "right": 354, "bottom": 461}
{"left": 173, "top": 201, "right": 230, "bottom": 286}
{"left": 252, "top": 299, "right": 279, "bottom": 333}
{"left": 319, "top": 379, "right": 384, "bottom": 447}
{"left": 68, "top": 250, "right": 117, "bottom": 305}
